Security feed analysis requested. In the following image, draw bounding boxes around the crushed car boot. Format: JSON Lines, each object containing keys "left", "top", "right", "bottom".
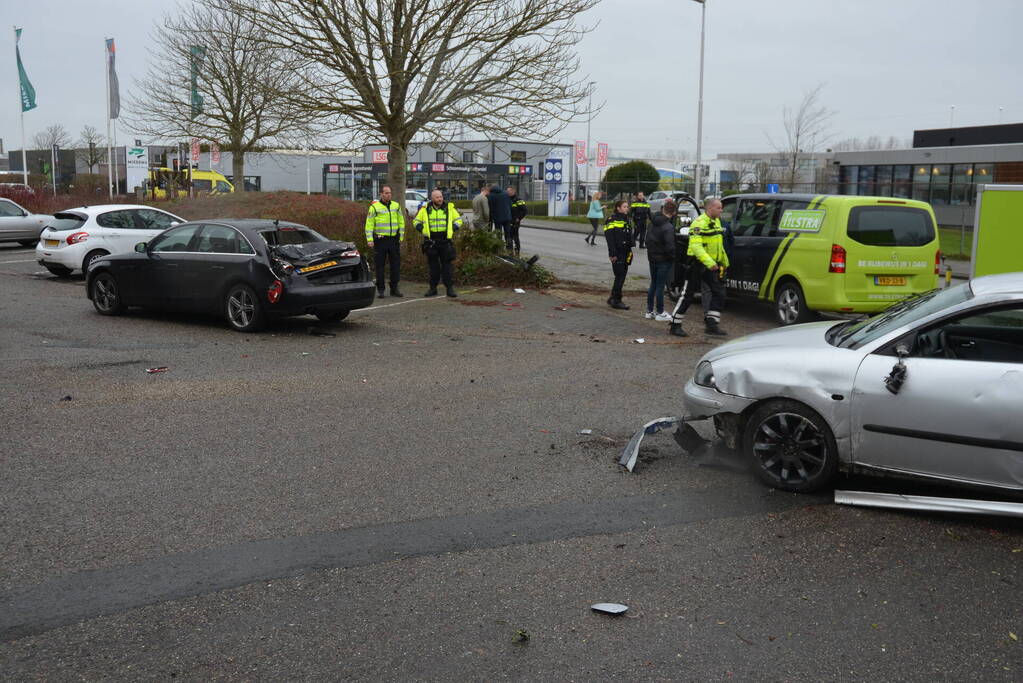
{"left": 390, "top": 285, "right": 403, "bottom": 297}
{"left": 424, "top": 287, "right": 438, "bottom": 297}
{"left": 705, "top": 319, "right": 728, "bottom": 336}
{"left": 446, "top": 286, "right": 458, "bottom": 298}
{"left": 669, "top": 323, "right": 689, "bottom": 337}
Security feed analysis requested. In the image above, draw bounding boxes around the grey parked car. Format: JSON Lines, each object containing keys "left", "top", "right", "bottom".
{"left": 682, "top": 273, "right": 1023, "bottom": 494}
{"left": 0, "top": 197, "right": 49, "bottom": 246}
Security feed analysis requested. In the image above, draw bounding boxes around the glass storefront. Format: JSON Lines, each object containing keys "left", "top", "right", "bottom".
{"left": 840, "top": 161, "right": 1004, "bottom": 205}
{"left": 322, "top": 162, "right": 534, "bottom": 200}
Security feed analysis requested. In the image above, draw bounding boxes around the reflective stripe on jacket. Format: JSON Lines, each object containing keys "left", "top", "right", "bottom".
{"left": 687, "top": 213, "right": 729, "bottom": 269}
{"left": 414, "top": 202, "right": 463, "bottom": 239}
{"left": 364, "top": 200, "right": 404, "bottom": 241}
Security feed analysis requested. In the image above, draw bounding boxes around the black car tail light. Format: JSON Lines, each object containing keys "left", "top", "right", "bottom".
{"left": 267, "top": 280, "right": 283, "bottom": 304}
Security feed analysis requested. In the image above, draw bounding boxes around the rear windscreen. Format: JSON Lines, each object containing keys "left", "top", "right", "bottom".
{"left": 46, "top": 213, "right": 87, "bottom": 231}
{"left": 846, "top": 206, "right": 935, "bottom": 247}
{"left": 259, "top": 227, "right": 326, "bottom": 245}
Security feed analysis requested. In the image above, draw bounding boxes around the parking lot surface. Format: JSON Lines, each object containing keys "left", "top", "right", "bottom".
{"left": 1, "top": 241, "right": 1021, "bottom": 680}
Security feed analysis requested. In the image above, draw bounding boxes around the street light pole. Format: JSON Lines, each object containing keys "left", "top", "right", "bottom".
{"left": 694, "top": 0, "right": 707, "bottom": 204}
{"left": 585, "top": 81, "right": 595, "bottom": 198}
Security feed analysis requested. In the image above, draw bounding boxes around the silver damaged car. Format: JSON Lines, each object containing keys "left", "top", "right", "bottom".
{"left": 683, "top": 273, "right": 1023, "bottom": 494}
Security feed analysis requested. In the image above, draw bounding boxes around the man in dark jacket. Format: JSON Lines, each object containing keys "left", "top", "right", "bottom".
{"left": 507, "top": 186, "right": 528, "bottom": 255}
{"left": 488, "top": 185, "right": 513, "bottom": 248}
{"left": 644, "top": 199, "right": 677, "bottom": 320}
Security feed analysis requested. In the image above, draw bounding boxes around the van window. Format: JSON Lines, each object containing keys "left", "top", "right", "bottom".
{"left": 733, "top": 199, "right": 778, "bottom": 237}
{"left": 192, "top": 179, "right": 213, "bottom": 191}
{"left": 847, "top": 206, "right": 935, "bottom": 247}
{"left": 215, "top": 181, "right": 232, "bottom": 192}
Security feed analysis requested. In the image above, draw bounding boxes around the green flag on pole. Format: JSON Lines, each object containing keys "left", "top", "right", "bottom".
{"left": 15, "top": 28, "right": 37, "bottom": 112}
{"left": 190, "top": 45, "right": 206, "bottom": 118}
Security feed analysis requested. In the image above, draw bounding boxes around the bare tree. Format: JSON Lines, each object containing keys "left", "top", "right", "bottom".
{"left": 771, "top": 83, "right": 834, "bottom": 190}
{"left": 76, "top": 125, "right": 107, "bottom": 173}
{"left": 724, "top": 159, "right": 757, "bottom": 191}
{"left": 31, "top": 124, "right": 73, "bottom": 150}
{"left": 213, "top": 0, "right": 597, "bottom": 202}
{"left": 127, "top": 0, "right": 318, "bottom": 190}
{"left": 751, "top": 161, "right": 776, "bottom": 190}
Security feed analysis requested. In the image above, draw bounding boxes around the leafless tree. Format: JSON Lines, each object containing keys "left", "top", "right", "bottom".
{"left": 75, "top": 125, "right": 107, "bottom": 173}
{"left": 31, "top": 124, "right": 73, "bottom": 150}
{"left": 724, "top": 159, "right": 757, "bottom": 191}
{"left": 212, "top": 0, "right": 598, "bottom": 202}
{"left": 751, "top": 161, "right": 776, "bottom": 190}
{"left": 127, "top": 0, "right": 319, "bottom": 190}
{"left": 771, "top": 83, "right": 834, "bottom": 190}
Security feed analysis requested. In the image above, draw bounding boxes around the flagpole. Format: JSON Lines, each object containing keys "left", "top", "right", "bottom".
{"left": 14, "top": 27, "right": 28, "bottom": 185}
{"left": 105, "top": 39, "right": 113, "bottom": 198}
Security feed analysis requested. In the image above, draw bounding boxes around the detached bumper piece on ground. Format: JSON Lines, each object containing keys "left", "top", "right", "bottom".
{"left": 618, "top": 416, "right": 708, "bottom": 473}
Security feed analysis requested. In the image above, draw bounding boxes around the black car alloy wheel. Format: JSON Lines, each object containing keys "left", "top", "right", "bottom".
{"left": 743, "top": 399, "right": 837, "bottom": 493}
{"left": 225, "top": 284, "right": 265, "bottom": 332}
{"left": 91, "top": 272, "right": 125, "bottom": 315}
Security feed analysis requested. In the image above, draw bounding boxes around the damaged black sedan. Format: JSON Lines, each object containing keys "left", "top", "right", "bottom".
{"left": 85, "top": 219, "right": 375, "bottom": 331}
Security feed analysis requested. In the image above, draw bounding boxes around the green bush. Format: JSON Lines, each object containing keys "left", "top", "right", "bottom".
{"left": 600, "top": 161, "right": 660, "bottom": 198}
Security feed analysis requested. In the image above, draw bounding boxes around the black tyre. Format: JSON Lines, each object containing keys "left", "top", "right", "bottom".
{"left": 742, "top": 399, "right": 838, "bottom": 493}
{"left": 774, "top": 280, "right": 814, "bottom": 326}
{"left": 90, "top": 272, "right": 126, "bottom": 316}
{"left": 315, "top": 310, "right": 350, "bottom": 323}
{"left": 45, "top": 264, "right": 73, "bottom": 277}
{"left": 82, "top": 249, "right": 109, "bottom": 274}
{"left": 224, "top": 284, "right": 265, "bottom": 332}
{"left": 18, "top": 239, "right": 37, "bottom": 247}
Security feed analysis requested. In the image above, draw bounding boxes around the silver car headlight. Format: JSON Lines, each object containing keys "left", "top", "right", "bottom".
{"left": 694, "top": 361, "right": 716, "bottom": 389}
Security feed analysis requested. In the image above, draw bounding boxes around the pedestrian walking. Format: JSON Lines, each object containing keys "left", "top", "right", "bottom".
{"left": 508, "top": 186, "right": 527, "bottom": 255}
{"left": 471, "top": 186, "right": 490, "bottom": 231}
{"left": 364, "top": 185, "right": 404, "bottom": 297}
{"left": 487, "top": 185, "right": 512, "bottom": 246}
{"left": 414, "top": 189, "right": 463, "bottom": 298}
{"left": 645, "top": 199, "right": 677, "bottom": 321}
{"left": 630, "top": 191, "right": 651, "bottom": 249}
{"left": 668, "top": 198, "right": 729, "bottom": 337}
{"left": 605, "top": 199, "right": 634, "bottom": 310}
{"left": 585, "top": 191, "right": 603, "bottom": 245}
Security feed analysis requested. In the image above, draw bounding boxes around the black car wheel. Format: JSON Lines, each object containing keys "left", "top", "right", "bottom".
{"left": 775, "top": 280, "right": 814, "bottom": 326}
{"left": 225, "top": 284, "right": 265, "bottom": 332}
{"left": 91, "top": 272, "right": 126, "bottom": 315}
{"left": 742, "top": 399, "right": 838, "bottom": 493}
{"left": 315, "top": 310, "right": 350, "bottom": 323}
{"left": 82, "top": 249, "right": 109, "bottom": 273}
{"left": 45, "top": 264, "right": 73, "bottom": 277}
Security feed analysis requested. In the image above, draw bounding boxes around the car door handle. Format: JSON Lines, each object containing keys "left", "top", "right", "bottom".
{"left": 958, "top": 340, "right": 975, "bottom": 348}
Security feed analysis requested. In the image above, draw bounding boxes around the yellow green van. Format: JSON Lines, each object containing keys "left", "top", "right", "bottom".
{"left": 150, "top": 168, "right": 234, "bottom": 199}
{"left": 718, "top": 194, "right": 941, "bottom": 325}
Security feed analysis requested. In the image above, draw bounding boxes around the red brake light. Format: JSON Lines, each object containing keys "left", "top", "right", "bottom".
{"left": 66, "top": 231, "right": 89, "bottom": 245}
{"left": 935, "top": 250, "right": 942, "bottom": 275}
{"left": 267, "top": 280, "right": 283, "bottom": 304}
{"left": 829, "top": 244, "right": 846, "bottom": 273}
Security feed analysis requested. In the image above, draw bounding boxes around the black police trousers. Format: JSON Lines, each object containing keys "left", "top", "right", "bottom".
{"left": 427, "top": 239, "right": 454, "bottom": 287}
{"left": 373, "top": 236, "right": 401, "bottom": 288}
{"left": 670, "top": 260, "right": 726, "bottom": 324}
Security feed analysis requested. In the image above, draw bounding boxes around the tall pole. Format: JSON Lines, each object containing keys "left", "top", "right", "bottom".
{"left": 105, "top": 40, "right": 113, "bottom": 198}
{"left": 949, "top": 105, "right": 955, "bottom": 128}
{"left": 585, "top": 84, "right": 593, "bottom": 198}
{"left": 694, "top": 0, "right": 706, "bottom": 204}
{"left": 15, "top": 27, "right": 28, "bottom": 186}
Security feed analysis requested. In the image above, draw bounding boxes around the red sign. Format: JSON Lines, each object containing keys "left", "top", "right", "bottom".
{"left": 190, "top": 137, "right": 200, "bottom": 161}
{"left": 372, "top": 149, "right": 389, "bottom": 163}
{"left": 596, "top": 143, "right": 609, "bottom": 168}
{"left": 328, "top": 164, "right": 339, "bottom": 172}
{"left": 574, "top": 140, "right": 587, "bottom": 166}
{"left": 431, "top": 163, "right": 446, "bottom": 172}
{"left": 211, "top": 142, "right": 220, "bottom": 165}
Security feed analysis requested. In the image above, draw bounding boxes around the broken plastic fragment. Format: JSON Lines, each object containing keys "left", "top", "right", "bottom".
{"left": 834, "top": 491, "right": 1023, "bottom": 518}
{"left": 634, "top": 338, "right": 645, "bottom": 344}
{"left": 591, "top": 603, "right": 628, "bottom": 615}
{"left": 145, "top": 367, "right": 169, "bottom": 374}
{"left": 619, "top": 417, "right": 682, "bottom": 472}
{"left": 579, "top": 429, "right": 593, "bottom": 435}
{"left": 514, "top": 288, "right": 526, "bottom": 293}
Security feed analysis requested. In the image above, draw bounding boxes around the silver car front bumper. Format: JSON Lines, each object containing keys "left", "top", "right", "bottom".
{"left": 682, "top": 378, "right": 756, "bottom": 420}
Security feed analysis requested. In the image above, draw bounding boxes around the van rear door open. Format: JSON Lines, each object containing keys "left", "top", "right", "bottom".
{"left": 841, "top": 202, "right": 938, "bottom": 306}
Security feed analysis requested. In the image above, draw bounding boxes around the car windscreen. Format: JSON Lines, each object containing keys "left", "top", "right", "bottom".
{"left": 832, "top": 283, "right": 972, "bottom": 349}
{"left": 846, "top": 206, "right": 935, "bottom": 247}
{"left": 258, "top": 227, "right": 327, "bottom": 246}
{"left": 46, "top": 213, "right": 87, "bottom": 231}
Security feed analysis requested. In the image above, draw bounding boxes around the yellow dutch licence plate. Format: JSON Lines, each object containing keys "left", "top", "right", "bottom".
{"left": 44, "top": 239, "right": 60, "bottom": 247}
{"left": 875, "top": 276, "right": 907, "bottom": 286}
{"left": 298, "top": 260, "right": 338, "bottom": 274}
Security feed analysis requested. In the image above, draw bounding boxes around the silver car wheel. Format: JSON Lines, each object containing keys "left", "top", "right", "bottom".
{"left": 228, "top": 289, "right": 255, "bottom": 328}
{"left": 94, "top": 278, "right": 116, "bottom": 311}
{"left": 777, "top": 288, "right": 800, "bottom": 324}
{"left": 751, "top": 412, "right": 827, "bottom": 486}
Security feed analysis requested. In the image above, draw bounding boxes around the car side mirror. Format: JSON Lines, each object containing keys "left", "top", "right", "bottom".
{"left": 134, "top": 242, "right": 148, "bottom": 253}
{"left": 884, "top": 344, "right": 910, "bottom": 395}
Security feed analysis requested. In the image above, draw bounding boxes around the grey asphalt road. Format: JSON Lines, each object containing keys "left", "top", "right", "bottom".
{"left": 1, "top": 240, "right": 1021, "bottom": 680}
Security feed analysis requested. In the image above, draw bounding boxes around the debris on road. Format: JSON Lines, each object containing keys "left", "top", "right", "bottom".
{"left": 834, "top": 491, "right": 1023, "bottom": 518}
{"left": 145, "top": 367, "right": 169, "bottom": 374}
{"left": 59, "top": 395, "right": 72, "bottom": 401}
{"left": 633, "top": 338, "right": 645, "bottom": 344}
{"left": 514, "top": 288, "right": 526, "bottom": 294}
{"left": 512, "top": 629, "right": 530, "bottom": 644}
{"left": 579, "top": 429, "right": 593, "bottom": 435}
{"left": 553, "top": 306, "right": 568, "bottom": 311}
{"left": 619, "top": 416, "right": 700, "bottom": 472}
{"left": 307, "top": 327, "right": 336, "bottom": 337}
{"left": 591, "top": 603, "right": 629, "bottom": 615}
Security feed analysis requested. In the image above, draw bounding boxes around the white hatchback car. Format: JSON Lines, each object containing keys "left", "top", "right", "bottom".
{"left": 36, "top": 205, "right": 184, "bottom": 276}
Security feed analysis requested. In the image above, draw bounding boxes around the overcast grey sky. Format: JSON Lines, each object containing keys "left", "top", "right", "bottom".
{"left": 3, "top": 0, "right": 1021, "bottom": 159}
